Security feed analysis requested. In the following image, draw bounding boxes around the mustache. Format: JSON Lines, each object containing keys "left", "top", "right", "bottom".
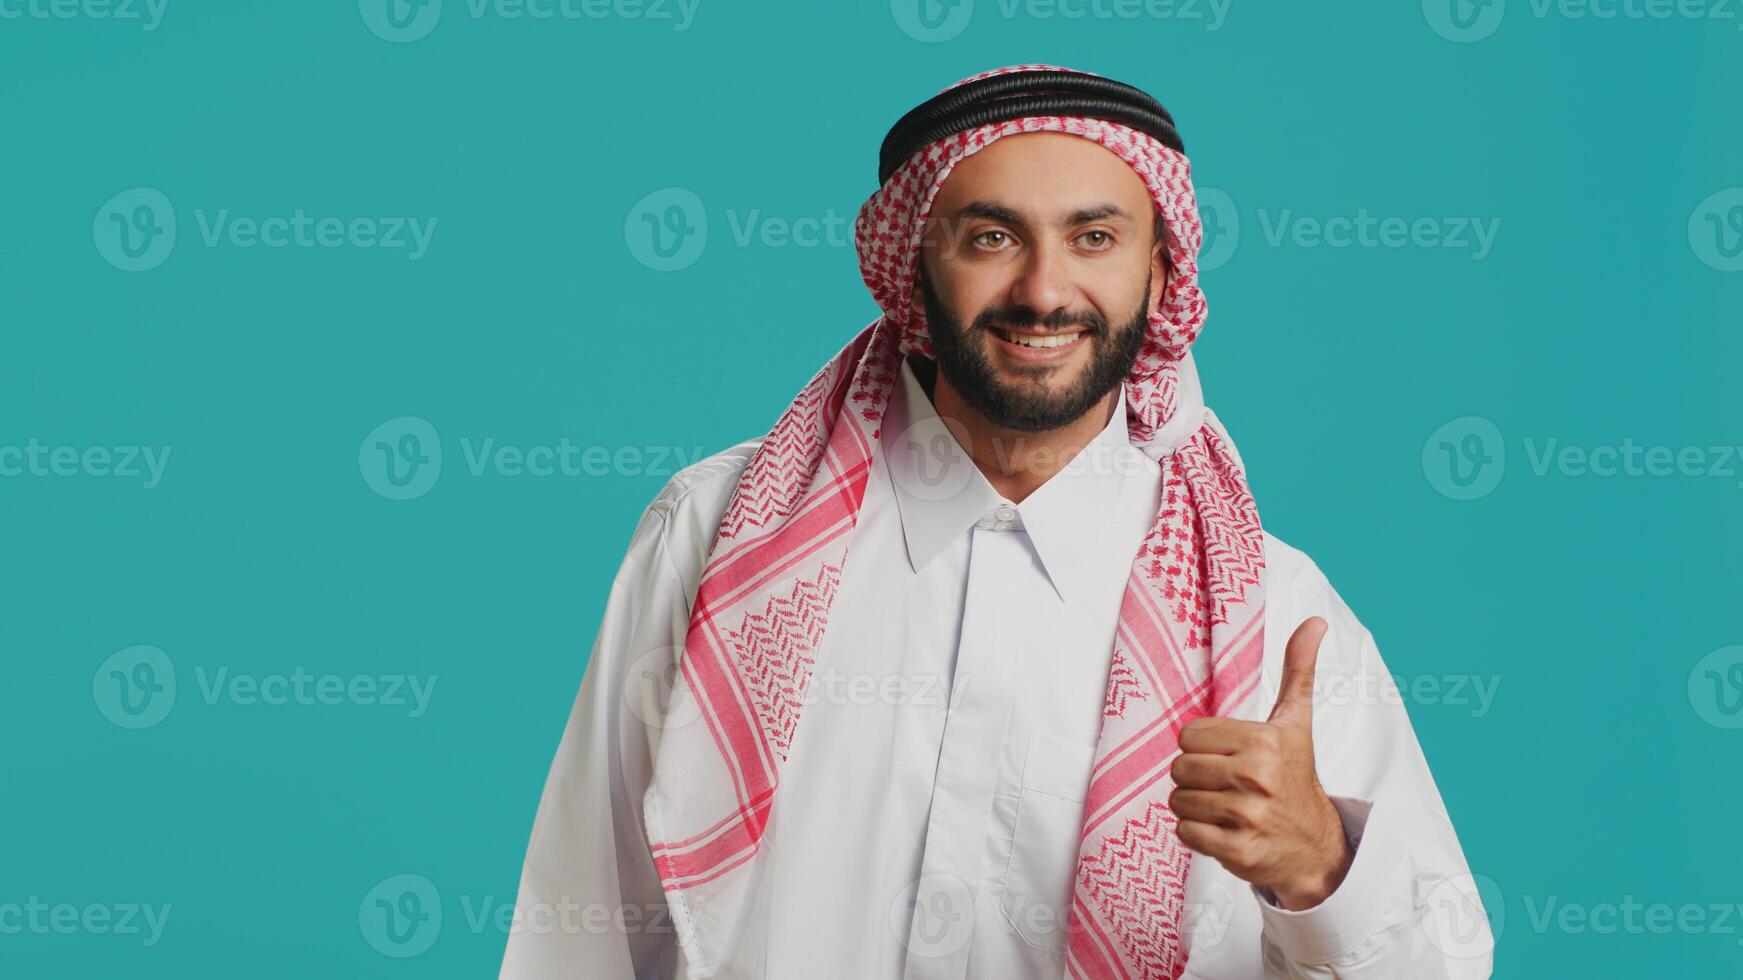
{"left": 969, "top": 305, "right": 1110, "bottom": 335}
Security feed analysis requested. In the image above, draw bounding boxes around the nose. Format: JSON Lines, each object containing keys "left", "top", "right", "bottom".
{"left": 1006, "top": 240, "right": 1075, "bottom": 321}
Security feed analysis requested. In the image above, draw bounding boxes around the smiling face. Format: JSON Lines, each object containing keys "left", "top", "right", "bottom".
{"left": 913, "top": 131, "right": 1170, "bottom": 433}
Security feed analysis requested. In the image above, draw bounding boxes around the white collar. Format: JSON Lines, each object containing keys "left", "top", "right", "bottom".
{"left": 882, "top": 356, "right": 1140, "bottom": 603}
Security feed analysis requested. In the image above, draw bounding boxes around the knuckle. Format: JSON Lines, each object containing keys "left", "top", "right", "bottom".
{"left": 1176, "top": 821, "right": 1206, "bottom": 851}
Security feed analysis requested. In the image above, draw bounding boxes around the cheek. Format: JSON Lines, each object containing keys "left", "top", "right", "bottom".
{"left": 1085, "top": 269, "right": 1153, "bottom": 320}
{"left": 931, "top": 261, "right": 1007, "bottom": 315}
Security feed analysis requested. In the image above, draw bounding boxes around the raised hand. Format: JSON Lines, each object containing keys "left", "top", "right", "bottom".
{"left": 1168, "top": 617, "right": 1354, "bottom": 910}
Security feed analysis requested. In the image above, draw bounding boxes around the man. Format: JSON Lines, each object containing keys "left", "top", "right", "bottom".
{"left": 501, "top": 65, "right": 1492, "bottom": 979}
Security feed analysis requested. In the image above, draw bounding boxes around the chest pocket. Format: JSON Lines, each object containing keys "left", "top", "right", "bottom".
{"left": 998, "top": 732, "right": 1097, "bottom": 954}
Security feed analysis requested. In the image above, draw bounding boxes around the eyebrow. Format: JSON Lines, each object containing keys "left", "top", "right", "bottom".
{"left": 951, "top": 200, "right": 1134, "bottom": 227}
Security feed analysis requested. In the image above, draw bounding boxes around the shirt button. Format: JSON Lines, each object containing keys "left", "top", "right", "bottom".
{"left": 994, "top": 504, "right": 1016, "bottom": 522}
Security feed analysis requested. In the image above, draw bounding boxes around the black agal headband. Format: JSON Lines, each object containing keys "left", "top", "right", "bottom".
{"left": 877, "top": 68, "right": 1185, "bottom": 186}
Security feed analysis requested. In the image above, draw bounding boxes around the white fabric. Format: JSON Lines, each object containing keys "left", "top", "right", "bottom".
{"left": 500, "top": 359, "right": 1493, "bottom": 980}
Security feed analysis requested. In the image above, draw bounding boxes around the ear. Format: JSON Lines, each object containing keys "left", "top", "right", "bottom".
{"left": 1149, "top": 239, "right": 1170, "bottom": 315}
{"left": 910, "top": 260, "right": 927, "bottom": 318}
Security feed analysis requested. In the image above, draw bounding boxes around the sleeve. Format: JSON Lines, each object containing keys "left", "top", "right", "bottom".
{"left": 499, "top": 501, "right": 695, "bottom": 980}
{"left": 1251, "top": 580, "right": 1496, "bottom": 979}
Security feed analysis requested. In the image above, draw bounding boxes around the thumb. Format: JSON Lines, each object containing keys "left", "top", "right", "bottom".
{"left": 1266, "top": 616, "right": 1328, "bottom": 729}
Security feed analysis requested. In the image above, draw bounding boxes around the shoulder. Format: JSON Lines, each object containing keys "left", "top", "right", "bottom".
{"left": 634, "top": 435, "right": 765, "bottom": 592}
{"left": 646, "top": 435, "right": 762, "bottom": 525}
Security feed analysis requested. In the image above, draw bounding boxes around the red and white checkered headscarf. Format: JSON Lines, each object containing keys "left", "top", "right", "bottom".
{"left": 644, "top": 65, "right": 1267, "bottom": 979}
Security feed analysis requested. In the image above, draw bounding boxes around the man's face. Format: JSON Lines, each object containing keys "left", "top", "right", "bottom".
{"left": 913, "top": 131, "right": 1169, "bottom": 433}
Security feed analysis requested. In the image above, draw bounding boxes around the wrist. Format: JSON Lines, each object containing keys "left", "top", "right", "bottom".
{"left": 1272, "top": 808, "right": 1355, "bottom": 910}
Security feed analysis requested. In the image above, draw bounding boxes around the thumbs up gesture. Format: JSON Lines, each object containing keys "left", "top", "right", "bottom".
{"left": 1168, "top": 617, "right": 1355, "bottom": 911}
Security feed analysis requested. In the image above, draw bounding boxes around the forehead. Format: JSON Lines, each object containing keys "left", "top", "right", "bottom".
{"left": 930, "top": 131, "right": 1153, "bottom": 218}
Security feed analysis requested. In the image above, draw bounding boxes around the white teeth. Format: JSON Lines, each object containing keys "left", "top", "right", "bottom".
{"left": 1000, "top": 330, "right": 1084, "bottom": 349}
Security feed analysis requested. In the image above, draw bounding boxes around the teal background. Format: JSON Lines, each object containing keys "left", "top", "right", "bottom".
{"left": 3, "top": 1, "right": 1740, "bottom": 976}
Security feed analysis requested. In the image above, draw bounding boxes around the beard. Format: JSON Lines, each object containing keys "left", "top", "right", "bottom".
{"left": 918, "top": 269, "right": 1150, "bottom": 433}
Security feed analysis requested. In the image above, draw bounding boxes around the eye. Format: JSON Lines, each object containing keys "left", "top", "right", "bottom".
{"left": 973, "top": 229, "right": 1014, "bottom": 251}
{"left": 1077, "top": 229, "right": 1114, "bottom": 250}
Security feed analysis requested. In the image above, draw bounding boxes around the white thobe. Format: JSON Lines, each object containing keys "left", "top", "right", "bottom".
{"left": 501, "top": 357, "right": 1493, "bottom": 980}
